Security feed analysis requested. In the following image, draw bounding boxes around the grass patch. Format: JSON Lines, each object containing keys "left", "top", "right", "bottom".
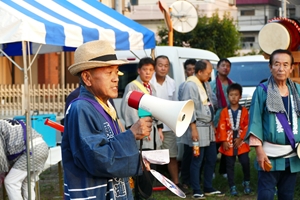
{"left": 2, "top": 147, "right": 300, "bottom": 199}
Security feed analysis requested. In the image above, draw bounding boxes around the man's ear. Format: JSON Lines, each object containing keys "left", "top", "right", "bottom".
{"left": 81, "top": 71, "right": 92, "bottom": 86}
{"left": 269, "top": 64, "right": 272, "bottom": 71}
{"left": 291, "top": 63, "right": 295, "bottom": 73}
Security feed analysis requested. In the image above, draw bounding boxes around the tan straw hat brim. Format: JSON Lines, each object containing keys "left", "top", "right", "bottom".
{"left": 68, "top": 40, "right": 129, "bottom": 76}
{"left": 68, "top": 60, "right": 128, "bottom": 76}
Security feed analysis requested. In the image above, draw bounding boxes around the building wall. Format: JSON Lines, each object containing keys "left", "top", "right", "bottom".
{"left": 0, "top": 56, "right": 38, "bottom": 85}
{"left": 37, "top": 53, "right": 59, "bottom": 85}
{"left": 237, "top": 4, "right": 270, "bottom": 48}
{"left": 0, "top": 57, "right": 12, "bottom": 84}
{"left": 236, "top": 0, "right": 280, "bottom": 6}
{"left": 236, "top": 3, "right": 283, "bottom": 53}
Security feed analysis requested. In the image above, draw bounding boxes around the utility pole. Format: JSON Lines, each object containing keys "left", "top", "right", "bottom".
{"left": 158, "top": 0, "right": 173, "bottom": 46}
{"left": 115, "top": 0, "right": 122, "bottom": 14}
{"left": 282, "top": 0, "right": 287, "bottom": 17}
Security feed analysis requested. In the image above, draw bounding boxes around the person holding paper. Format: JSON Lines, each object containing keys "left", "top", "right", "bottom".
{"left": 63, "top": 40, "right": 152, "bottom": 200}
{"left": 150, "top": 55, "right": 186, "bottom": 193}
{"left": 246, "top": 49, "right": 300, "bottom": 200}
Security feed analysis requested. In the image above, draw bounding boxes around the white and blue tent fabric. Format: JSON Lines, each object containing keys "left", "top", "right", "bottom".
{"left": 0, "top": 0, "right": 156, "bottom": 56}
{"left": 0, "top": 1, "right": 155, "bottom": 198}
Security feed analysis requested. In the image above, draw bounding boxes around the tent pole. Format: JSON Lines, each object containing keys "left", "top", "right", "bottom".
{"left": 0, "top": 49, "right": 23, "bottom": 71}
{"left": 150, "top": 48, "right": 155, "bottom": 60}
{"left": 22, "top": 40, "right": 32, "bottom": 200}
{"left": 61, "top": 51, "right": 65, "bottom": 86}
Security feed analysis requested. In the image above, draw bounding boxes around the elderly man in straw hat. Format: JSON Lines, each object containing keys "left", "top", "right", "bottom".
{"left": 62, "top": 40, "right": 152, "bottom": 200}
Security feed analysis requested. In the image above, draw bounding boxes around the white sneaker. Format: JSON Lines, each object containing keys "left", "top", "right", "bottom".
{"left": 192, "top": 193, "right": 206, "bottom": 199}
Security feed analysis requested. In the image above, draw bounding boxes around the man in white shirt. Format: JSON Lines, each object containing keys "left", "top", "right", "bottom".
{"left": 150, "top": 55, "right": 187, "bottom": 193}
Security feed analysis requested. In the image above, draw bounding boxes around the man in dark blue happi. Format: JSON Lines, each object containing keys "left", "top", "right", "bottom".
{"left": 62, "top": 40, "right": 152, "bottom": 200}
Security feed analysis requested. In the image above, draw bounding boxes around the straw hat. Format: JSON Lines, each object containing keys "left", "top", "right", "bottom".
{"left": 68, "top": 40, "right": 128, "bottom": 76}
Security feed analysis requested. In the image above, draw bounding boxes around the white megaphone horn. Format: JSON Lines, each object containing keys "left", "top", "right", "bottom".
{"left": 126, "top": 90, "right": 194, "bottom": 137}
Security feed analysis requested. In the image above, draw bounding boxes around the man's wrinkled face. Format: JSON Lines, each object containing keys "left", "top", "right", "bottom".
{"left": 270, "top": 53, "right": 293, "bottom": 82}
{"left": 82, "top": 65, "right": 120, "bottom": 101}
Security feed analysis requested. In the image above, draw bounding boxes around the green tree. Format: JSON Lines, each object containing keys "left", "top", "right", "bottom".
{"left": 157, "top": 11, "right": 241, "bottom": 58}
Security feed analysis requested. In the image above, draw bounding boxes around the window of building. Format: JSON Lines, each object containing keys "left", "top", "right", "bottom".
{"left": 241, "top": 37, "right": 255, "bottom": 49}
{"left": 288, "top": 8, "right": 295, "bottom": 18}
{"left": 241, "top": 37, "right": 255, "bottom": 42}
{"left": 241, "top": 10, "right": 255, "bottom": 16}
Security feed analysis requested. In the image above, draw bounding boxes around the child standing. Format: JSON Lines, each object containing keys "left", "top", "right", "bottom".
{"left": 217, "top": 83, "right": 251, "bottom": 196}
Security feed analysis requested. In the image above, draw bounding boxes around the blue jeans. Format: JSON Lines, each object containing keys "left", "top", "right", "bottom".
{"left": 190, "top": 142, "right": 217, "bottom": 194}
{"left": 257, "top": 167, "right": 297, "bottom": 200}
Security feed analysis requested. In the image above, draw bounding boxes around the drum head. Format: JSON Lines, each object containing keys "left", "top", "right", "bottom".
{"left": 297, "top": 143, "right": 300, "bottom": 159}
{"left": 259, "top": 22, "right": 290, "bottom": 55}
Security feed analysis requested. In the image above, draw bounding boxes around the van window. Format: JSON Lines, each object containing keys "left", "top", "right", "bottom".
{"left": 228, "top": 61, "right": 270, "bottom": 86}
{"left": 118, "top": 63, "right": 138, "bottom": 98}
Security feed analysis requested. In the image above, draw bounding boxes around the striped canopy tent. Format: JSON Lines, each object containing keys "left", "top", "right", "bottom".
{"left": 0, "top": 0, "right": 155, "bottom": 56}
{"left": 0, "top": 1, "right": 155, "bottom": 198}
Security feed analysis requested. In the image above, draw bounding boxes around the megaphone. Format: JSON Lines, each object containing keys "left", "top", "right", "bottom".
{"left": 127, "top": 91, "right": 194, "bottom": 137}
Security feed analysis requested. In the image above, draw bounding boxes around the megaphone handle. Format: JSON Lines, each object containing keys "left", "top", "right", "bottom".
{"left": 138, "top": 108, "right": 152, "bottom": 140}
{"left": 137, "top": 107, "right": 151, "bottom": 168}
{"left": 138, "top": 108, "right": 151, "bottom": 118}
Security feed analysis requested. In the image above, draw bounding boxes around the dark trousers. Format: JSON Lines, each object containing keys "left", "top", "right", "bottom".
{"left": 134, "top": 163, "right": 156, "bottom": 200}
{"left": 257, "top": 167, "right": 297, "bottom": 200}
{"left": 225, "top": 152, "right": 250, "bottom": 187}
{"left": 134, "top": 148, "right": 156, "bottom": 200}
{"left": 181, "top": 144, "right": 193, "bottom": 185}
{"left": 216, "top": 142, "right": 227, "bottom": 174}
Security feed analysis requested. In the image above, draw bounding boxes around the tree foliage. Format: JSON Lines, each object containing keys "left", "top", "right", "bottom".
{"left": 157, "top": 11, "right": 241, "bottom": 58}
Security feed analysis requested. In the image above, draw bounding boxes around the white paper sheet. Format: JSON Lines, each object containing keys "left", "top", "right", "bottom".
{"left": 141, "top": 149, "right": 170, "bottom": 165}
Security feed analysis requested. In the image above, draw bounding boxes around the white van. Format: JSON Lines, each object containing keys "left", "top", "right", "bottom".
{"left": 115, "top": 46, "right": 220, "bottom": 120}
{"left": 227, "top": 55, "right": 270, "bottom": 108}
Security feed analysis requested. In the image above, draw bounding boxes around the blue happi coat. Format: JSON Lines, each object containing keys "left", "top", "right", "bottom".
{"left": 62, "top": 86, "right": 142, "bottom": 200}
